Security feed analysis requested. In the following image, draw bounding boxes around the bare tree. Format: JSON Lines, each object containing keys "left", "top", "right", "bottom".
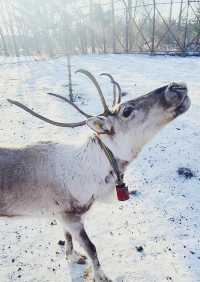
{"left": 0, "top": 0, "right": 200, "bottom": 57}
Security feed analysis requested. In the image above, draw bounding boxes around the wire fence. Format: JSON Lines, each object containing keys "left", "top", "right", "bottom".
{"left": 0, "top": 0, "right": 200, "bottom": 58}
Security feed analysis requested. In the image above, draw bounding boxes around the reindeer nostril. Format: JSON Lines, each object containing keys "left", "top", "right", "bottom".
{"left": 169, "top": 82, "right": 187, "bottom": 92}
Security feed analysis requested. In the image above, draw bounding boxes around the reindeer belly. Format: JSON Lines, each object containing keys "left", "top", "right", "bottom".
{"left": 0, "top": 179, "right": 71, "bottom": 217}
{"left": 0, "top": 159, "right": 70, "bottom": 217}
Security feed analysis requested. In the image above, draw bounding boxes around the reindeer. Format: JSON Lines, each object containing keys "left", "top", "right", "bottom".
{"left": 1, "top": 69, "right": 190, "bottom": 282}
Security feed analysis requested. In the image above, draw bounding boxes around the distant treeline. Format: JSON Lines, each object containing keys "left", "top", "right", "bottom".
{"left": 0, "top": 0, "right": 200, "bottom": 57}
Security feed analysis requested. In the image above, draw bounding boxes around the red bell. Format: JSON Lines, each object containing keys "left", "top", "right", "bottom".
{"left": 116, "top": 183, "right": 129, "bottom": 201}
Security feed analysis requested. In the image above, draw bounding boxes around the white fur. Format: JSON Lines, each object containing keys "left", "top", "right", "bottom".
{"left": 0, "top": 137, "right": 116, "bottom": 217}
{"left": 0, "top": 82, "right": 190, "bottom": 282}
{"left": 0, "top": 106, "right": 175, "bottom": 217}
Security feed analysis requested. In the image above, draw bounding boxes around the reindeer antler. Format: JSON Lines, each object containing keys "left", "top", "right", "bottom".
{"left": 100, "top": 73, "right": 122, "bottom": 105}
{"left": 75, "top": 69, "right": 111, "bottom": 115}
{"left": 47, "top": 92, "right": 92, "bottom": 118}
{"left": 7, "top": 99, "right": 86, "bottom": 128}
{"left": 8, "top": 70, "right": 123, "bottom": 129}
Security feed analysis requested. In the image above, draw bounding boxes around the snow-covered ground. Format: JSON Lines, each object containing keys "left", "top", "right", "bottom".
{"left": 0, "top": 54, "right": 200, "bottom": 282}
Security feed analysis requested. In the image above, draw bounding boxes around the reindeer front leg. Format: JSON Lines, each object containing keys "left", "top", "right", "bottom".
{"left": 79, "top": 227, "right": 112, "bottom": 282}
{"left": 61, "top": 213, "right": 112, "bottom": 282}
{"left": 65, "top": 230, "right": 87, "bottom": 265}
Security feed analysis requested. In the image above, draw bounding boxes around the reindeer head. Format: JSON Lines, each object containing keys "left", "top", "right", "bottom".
{"left": 87, "top": 79, "right": 190, "bottom": 161}
{"left": 8, "top": 70, "right": 190, "bottom": 162}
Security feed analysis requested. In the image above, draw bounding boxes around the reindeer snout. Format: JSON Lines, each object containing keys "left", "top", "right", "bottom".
{"left": 169, "top": 82, "right": 187, "bottom": 92}
{"left": 164, "top": 82, "right": 188, "bottom": 107}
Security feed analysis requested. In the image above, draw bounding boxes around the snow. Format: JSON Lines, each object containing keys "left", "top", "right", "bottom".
{"left": 0, "top": 54, "right": 200, "bottom": 282}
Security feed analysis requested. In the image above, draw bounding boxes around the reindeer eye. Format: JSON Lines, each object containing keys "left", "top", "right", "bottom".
{"left": 122, "top": 106, "right": 134, "bottom": 118}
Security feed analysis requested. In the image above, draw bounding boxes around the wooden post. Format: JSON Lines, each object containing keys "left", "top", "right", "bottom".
{"left": 67, "top": 55, "right": 73, "bottom": 102}
{"left": 111, "top": 0, "right": 116, "bottom": 53}
{"left": 102, "top": 24, "right": 106, "bottom": 53}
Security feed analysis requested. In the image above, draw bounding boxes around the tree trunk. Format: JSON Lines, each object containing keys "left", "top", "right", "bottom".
{"left": 0, "top": 27, "right": 9, "bottom": 56}
{"left": 89, "top": 0, "right": 95, "bottom": 53}
{"left": 111, "top": 0, "right": 116, "bottom": 53}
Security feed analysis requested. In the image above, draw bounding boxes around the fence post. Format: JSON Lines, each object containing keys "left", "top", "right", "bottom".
{"left": 67, "top": 54, "right": 73, "bottom": 102}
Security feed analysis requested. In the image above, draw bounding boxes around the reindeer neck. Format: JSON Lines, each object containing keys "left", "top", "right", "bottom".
{"left": 86, "top": 134, "right": 129, "bottom": 176}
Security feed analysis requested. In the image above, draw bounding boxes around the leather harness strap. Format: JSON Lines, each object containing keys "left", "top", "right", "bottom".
{"left": 96, "top": 137, "right": 124, "bottom": 186}
{"left": 96, "top": 137, "right": 130, "bottom": 201}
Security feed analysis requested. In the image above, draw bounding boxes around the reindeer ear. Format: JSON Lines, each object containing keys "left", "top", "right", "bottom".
{"left": 86, "top": 116, "right": 114, "bottom": 135}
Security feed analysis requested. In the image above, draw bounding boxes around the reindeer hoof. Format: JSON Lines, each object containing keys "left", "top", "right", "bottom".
{"left": 67, "top": 250, "right": 87, "bottom": 265}
{"left": 94, "top": 277, "right": 112, "bottom": 282}
{"left": 94, "top": 269, "right": 112, "bottom": 282}
{"left": 76, "top": 255, "right": 87, "bottom": 265}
